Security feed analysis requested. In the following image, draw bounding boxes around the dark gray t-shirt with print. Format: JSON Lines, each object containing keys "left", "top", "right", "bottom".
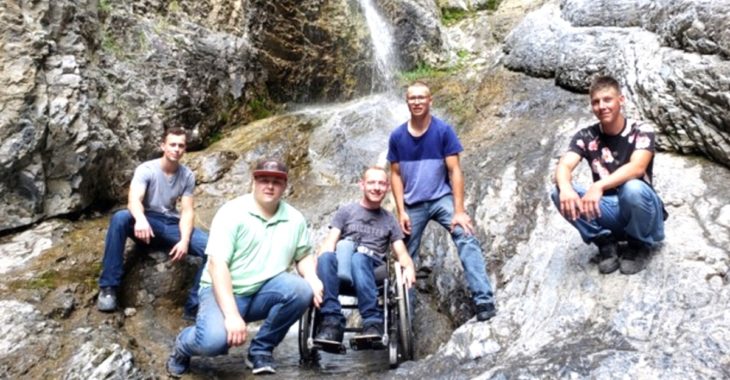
{"left": 330, "top": 202, "right": 404, "bottom": 261}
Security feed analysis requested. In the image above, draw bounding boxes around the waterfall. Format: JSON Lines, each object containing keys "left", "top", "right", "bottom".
{"left": 358, "top": 0, "right": 399, "bottom": 89}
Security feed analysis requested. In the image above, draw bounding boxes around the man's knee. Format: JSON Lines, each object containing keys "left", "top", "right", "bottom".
{"left": 618, "top": 180, "right": 652, "bottom": 207}
{"left": 109, "top": 210, "right": 133, "bottom": 229}
{"left": 195, "top": 328, "right": 229, "bottom": 357}
{"left": 317, "top": 251, "right": 337, "bottom": 271}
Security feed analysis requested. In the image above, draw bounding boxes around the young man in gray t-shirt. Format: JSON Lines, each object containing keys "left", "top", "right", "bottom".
{"left": 314, "top": 167, "right": 416, "bottom": 344}
{"left": 97, "top": 128, "right": 208, "bottom": 320}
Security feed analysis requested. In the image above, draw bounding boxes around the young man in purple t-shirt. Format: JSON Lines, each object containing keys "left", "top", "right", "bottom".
{"left": 552, "top": 75, "right": 666, "bottom": 275}
{"left": 387, "top": 81, "right": 496, "bottom": 322}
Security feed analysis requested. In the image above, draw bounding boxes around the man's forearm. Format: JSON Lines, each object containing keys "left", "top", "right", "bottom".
{"left": 296, "top": 254, "right": 317, "bottom": 280}
{"left": 209, "top": 259, "right": 239, "bottom": 319}
{"left": 178, "top": 208, "right": 194, "bottom": 243}
{"left": 449, "top": 166, "right": 467, "bottom": 214}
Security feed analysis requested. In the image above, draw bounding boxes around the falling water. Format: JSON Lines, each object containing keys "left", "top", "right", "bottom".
{"left": 358, "top": 0, "right": 399, "bottom": 90}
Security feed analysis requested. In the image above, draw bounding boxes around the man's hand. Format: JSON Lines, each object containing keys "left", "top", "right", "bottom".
{"left": 399, "top": 212, "right": 412, "bottom": 235}
{"left": 581, "top": 183, "right": 604, "bottom": 220}
{"left": 559, "top": 187, "right": 583, "bottom": 221}
{"left": 169, "top": 240, "right": 189, "bottom": 262}
{"left": 134, "top": 218, "right": 155, "bottom": 244}
{"left": 224, "top": 314, "right": 247, "bottom": 347}
{"left": 402, "top": 264, "right": 416, "bottom": 288}
{"left": 450, "top": 211, "right": 475, "bottom": 235}
{"left": 306, "top": 276, "right": 324, "bottom": 308}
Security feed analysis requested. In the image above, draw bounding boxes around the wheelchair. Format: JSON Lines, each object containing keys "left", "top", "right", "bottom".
{"left": 298, "top": 260, "right": 415, "bottom": 368}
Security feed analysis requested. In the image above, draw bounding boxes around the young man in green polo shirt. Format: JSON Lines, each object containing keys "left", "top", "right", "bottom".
{"left": 167, "top": 159, "right": 323, "bottom": 376}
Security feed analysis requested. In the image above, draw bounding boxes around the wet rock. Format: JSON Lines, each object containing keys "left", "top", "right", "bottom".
{"left": 381, "top": 0, "right": 447, "bottom": 67}
{"left": 40, "top": 285, "right": 77, "bottom": 320}
{"left": 502, "top": 0, "right": 730, "bottom": 167}
{"left": 0, "top": 220, "right": 68, "bottom": 275}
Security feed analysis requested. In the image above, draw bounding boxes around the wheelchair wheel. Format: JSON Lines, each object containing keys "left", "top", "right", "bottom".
{"left": 395, "top": 262, "right": 415, "bottom": 362}
{"left": 298, "top": 307, "right": 318, "bottom": 364}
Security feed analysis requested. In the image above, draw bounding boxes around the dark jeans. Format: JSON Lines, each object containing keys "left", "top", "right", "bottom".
{"left": 98, "top": 210, "right": 208, "bottom": 313}
{"left": 317, "top": 251, "right": 383, "bottom": 326}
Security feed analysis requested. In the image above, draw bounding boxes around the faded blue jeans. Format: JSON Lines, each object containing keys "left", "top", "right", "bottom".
{"left": 317, "top": 251, "right": 383, "bottom": 327}
{"left": 98, "top": 210, "right": 208, "bottom": 315}
{"left": 174, "top": 272, "right": 313, "bottom": 358}
{"left": 405, "top": 194, "right": 495, "bottom": 306}
{"left": 550, "top": 179, "right": 665, "bottom": 247}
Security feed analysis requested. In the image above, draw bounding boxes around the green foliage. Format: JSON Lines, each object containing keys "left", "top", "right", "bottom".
{"left": 457, "top": 49, "right": 470, "bottom": 59}
{"left": 485, "top": 0, "right": 502, "bottom": 11}
{"left": 399, "top": 60, "right": 465, "bottom": 83}
{"left": 442, "top": 8, "right": 469, "bottom": 26}
{"left": 99, "top": 0, "right": 112, "bottom": 14}
{"left": 101, "top": 31, "right": 124, "bottom": 58}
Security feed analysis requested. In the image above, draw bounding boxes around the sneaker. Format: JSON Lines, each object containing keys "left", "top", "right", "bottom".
{"left": 314, "top": 316, "right": 344, "bottom": 344}
{"left": 246, "top": 354, "right": 276, "bottom": 375}
{"left": 96, "top": 287, "right": 118, "bottom": 312}
{"left": 357, "top": 322, "right": 384, "bottom": 339}
{"left": 620, "top": 240, "right": 649, "bottom": 275}
{"left": 593, "top": 238, "right": 619, "bottom": 274}
{"left": 476, "top": 303, "right": 497, "bottom": 321}
{"left": 166, "top": 348, "right": 190, "bottom": 377}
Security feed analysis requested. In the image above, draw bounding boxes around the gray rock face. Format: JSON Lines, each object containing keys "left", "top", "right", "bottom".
{"left": 381, "top": 0, "right": 448, "bottom": 67}
{"left": 503, "top": 0, "right": 730, "bottom": 167}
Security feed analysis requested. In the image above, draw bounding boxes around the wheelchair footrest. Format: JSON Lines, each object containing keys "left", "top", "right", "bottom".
{"left": 312, "top": 339, "right": 347, "bottom": 354}
{"left": 349, "top": 335, "right": 386, "bottom": 351}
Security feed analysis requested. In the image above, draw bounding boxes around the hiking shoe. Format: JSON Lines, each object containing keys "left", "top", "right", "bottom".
{"left": 620, "top": 240, "right": 649, "bottom": 275}
{"left": 357, "top": 322, "right": 384, "bottom": 339}
{"left": 96, "top": 287, "right": 118, "bottom": 312}
{"left": 476, "top": 303, "right": 497, "bottom": 321}
{"left": 166, "top": 348, "right": 190, "bottom": 377}
{"left": 314, "top": 316, "right": 344, "bottom": 344}
{"left": 246, "top": 354, "right": 276, "bottom": 375}
{"left": 594, "top": 239, "right": 619, "bottom": 274}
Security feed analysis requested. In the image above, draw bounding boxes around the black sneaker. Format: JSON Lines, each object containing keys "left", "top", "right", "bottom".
{"left": 593, "top": 237, "right": 619, "bottom": 274}
{"left": 246, "top": 354, "right": 276, "bottom": 375}
{"left": 96, "top": 287, "right": 118, "bottom": 312}
{"left": 476, "top": 303, "right": 497, "bottom": 321}
{"left": 620, "top": 239, "right": 649, "bottom": 275}
{"left": 314, "top": 316, "right": 344, "bottom": 344}
{"left": 357, "top": 322, "right": 384, "bottom": 339}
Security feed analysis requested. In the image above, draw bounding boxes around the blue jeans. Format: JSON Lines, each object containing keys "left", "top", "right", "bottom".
{"left": 174, "top": 272, "right": 313, "bottom": 357}
{"left": 317, "top": 251, "right": 383, "bottom": 326}
{"left": 405, "top": 194, "right": 495, "bottom": 306}
{"left": 98, "top": 210, "right": 209, "bottom": 314}
{"left": 550, "top": 180, "right": 665, "bottom": 247}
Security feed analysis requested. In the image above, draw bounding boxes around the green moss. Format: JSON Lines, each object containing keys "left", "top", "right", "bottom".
{"left": 483, "top": 0, "right": 502, "bottom": 11}
{"left": 8, "top": 261, "right": 102, "bottom": 291}
{"left": 101, "top": 31, "right": 124, "bottom": 58}
{"left": 248, "top": 98, "right": 273, "bottom": 120}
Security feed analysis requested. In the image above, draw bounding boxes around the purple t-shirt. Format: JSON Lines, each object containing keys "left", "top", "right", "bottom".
{"left": 568, "top": 118, "right": 656, "bottom": 195}
{"left": 387, "top": 116, "right": 463, "bottom": 205}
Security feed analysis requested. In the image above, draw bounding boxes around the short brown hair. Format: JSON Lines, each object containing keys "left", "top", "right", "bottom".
{"left": 406, "top": 80, "right": 431, "bottom": 96}
{"left": 162, "top": 127, "right": 187, "bottom": 142}
{"left": 362, "top": 166, "right": 388, "bottom": 180}
{"left": 589, "top": 75, "right": 621, "bottom": 96}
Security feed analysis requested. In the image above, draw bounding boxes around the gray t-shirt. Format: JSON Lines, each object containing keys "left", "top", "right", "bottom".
{"left": 330, "top": 202, "right": 404, "bottom": 261}
{"left": 130, "top": 158, "right": 195, "bottom": 218}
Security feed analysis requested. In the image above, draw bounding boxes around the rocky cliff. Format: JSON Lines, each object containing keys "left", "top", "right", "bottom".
{"left": 0, "top": 0, "right": 728, "bottom": 378}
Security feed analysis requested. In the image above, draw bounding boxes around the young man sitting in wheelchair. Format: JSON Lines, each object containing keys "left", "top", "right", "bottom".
{"left": 314, "top": 167, "right": 416, "bottom": 348}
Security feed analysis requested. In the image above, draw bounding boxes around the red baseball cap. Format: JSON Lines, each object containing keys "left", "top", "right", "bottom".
{"left": 253, "top": 159, "right": 288, "bottom": 180}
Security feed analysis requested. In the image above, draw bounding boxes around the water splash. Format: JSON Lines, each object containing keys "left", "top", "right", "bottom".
{"left": 358, "top": 0, "right": 399, "bottom": 90}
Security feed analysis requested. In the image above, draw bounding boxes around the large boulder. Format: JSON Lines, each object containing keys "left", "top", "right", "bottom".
{"left": 502, "top": 0, "right": 730, "bottom": 167}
